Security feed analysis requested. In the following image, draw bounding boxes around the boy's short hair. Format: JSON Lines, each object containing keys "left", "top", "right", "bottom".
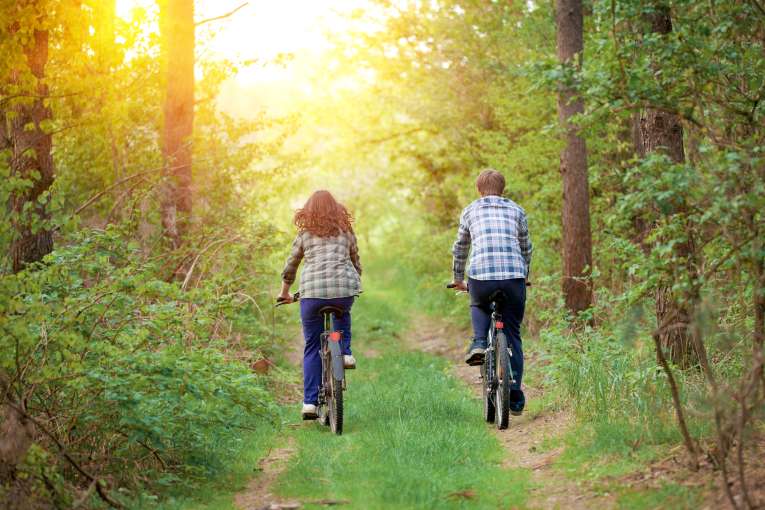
{"left": 476, "top": 169, "right": 505, "bottom": 196}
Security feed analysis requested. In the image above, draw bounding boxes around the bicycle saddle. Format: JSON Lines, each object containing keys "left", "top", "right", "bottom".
{"left": 488, "top": 290, "right": 508, "bottom": 303}
{"left": 318, "top": 306, "right": 345, "bottom": 316}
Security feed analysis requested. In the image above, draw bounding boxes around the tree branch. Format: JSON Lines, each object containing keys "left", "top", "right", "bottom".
{"left": 72, "top": 167, "right": 162, "bottom": 217}
{"left": 4, "top": 401, "right": 124, "bottom": 508}
{"left": 356, "top": 127, "right": 432, "bottom": 146}
{"left": 195, "top": 2, "right": 248, "bottom": 26}
{"left": 749, "top": 0, "right": 765, "bottom": 17}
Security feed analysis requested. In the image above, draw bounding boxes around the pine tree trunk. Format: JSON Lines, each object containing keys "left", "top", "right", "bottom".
{"left": 8, "top": 28, "right": 54, "bottom": 273}
{"left": 637, "top": 5, "right": 698, "bottom": 368}
{"left": 1, "top": 16, "right": 52, "bottom": 481}
{"left": 160, "top": 0, "right": 194, "bottom": 246}
{"left": 555, "top": 0, "right": 593, "bottom": 315}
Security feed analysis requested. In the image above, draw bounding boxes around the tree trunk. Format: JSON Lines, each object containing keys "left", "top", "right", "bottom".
{"left": 0, "top": 400, "right": 34, "bottom": 483}
{"left": 555, "top": 0, "right": 593, "bottom": 315}
{"left": 637, "top": 5, "right": 698, "bottom": 368}
{"left": 159, "top": 0, "right": 194, "bottom": 247}
{"left": 8, "top": 28, "right": 54, "bottom": 273}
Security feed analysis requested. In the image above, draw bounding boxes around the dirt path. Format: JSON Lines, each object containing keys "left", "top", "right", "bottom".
{"left": 235, "top": 335, "right": 303, "bottom": 510}
{"left": 234, "top": 438, "right": 301, "bottom": 510}
{"left": 409, "top": 318, "right": 614, "bottom": 509}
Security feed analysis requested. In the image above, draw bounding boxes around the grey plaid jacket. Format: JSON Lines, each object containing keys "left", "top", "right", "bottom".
{"left": 452, "top": 195, "right": 532, "bottom": 281}
{"left": 281, "top": 230, "right": 362, "bottom": 299}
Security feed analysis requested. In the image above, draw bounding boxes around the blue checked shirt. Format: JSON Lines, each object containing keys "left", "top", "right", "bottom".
{"left": 452, "top": 196, "right": 532, "bottom": 281}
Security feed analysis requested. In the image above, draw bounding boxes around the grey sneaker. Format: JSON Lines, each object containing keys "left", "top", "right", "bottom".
{"left": 465, "top": 339, "right": 487, "bottom": 366}
{"left": 301, "top": 403, "right": 318, "bottom": 420}
{"left": 343, "top": 354, "right": 356, "bottom": 369}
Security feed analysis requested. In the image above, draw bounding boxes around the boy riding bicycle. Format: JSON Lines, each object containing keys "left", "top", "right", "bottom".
{"left": 450, "top": 169, "right": 532, "bottom": 415}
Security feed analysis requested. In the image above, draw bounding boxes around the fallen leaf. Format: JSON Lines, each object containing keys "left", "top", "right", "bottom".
{"left": 447, "top": 490, "right": 476, "bottom": 500}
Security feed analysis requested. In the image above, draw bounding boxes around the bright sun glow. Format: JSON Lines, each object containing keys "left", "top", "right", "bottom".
{"left": 116, "top": 0, "right": 377, "bottom": 116}
{"left": 116, "top": 0, "right": 374, "bottom": 64}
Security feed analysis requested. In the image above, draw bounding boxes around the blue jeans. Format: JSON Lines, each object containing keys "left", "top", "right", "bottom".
{"left": 468, "top": 278, "right": 526, "bottom": 391}
{"left": 300, "top": 296, "right": 354, "bottom": 405}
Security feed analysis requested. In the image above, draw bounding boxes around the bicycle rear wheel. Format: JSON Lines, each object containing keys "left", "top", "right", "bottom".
{"left": 495, "top": 331, "right": 511, "bottom": 430}
{"left": 328, "top": 373, "right": 343, "bottom": 435}
{"left": 481, "top": 351, "right": 496, "bottom": 423}
{"left": 318, "top": 339, "right": 330, "bottom": 426}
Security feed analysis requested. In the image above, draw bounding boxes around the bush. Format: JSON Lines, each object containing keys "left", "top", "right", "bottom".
{"left": 0, "top": 224, "right": 280, "bottom": 506}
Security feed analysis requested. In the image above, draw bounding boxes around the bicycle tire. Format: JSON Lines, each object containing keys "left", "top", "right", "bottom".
{"left": 328, "top": 373, "right": 343, "bottom": 435}
{"left": 318, "top": 339, "right": 330, "bottom": 427}
{"left": 495, "top": 331, "right": 511, "bottom": 430}
{"left": 481, "top": 353, "right": 496, "bottom": 423}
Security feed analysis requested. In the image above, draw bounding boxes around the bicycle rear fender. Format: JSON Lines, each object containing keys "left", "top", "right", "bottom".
{"left": 328, "top": 336, "right": 345, "bottom": 382}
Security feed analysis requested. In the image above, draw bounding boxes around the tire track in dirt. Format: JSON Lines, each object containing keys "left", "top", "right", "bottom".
{"left": 407, "top": 318, "right": 614, "bottom": 510}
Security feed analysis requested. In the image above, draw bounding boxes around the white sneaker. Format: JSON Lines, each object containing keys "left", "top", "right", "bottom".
{"left": 343, "top": 354, "right": 356, "bottom": 369}
{"left": 301, "top": 403, "right": 318, "bottom": 420}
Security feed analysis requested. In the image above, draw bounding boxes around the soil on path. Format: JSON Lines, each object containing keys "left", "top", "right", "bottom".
{"left": 236, "top": 334, "right": 303, "bottom": 510}
{"left": 408, "top": 318, "right": 615, "bottom": 510}
{"left": 234, "top": 438, "right": 301, "bottom": 510}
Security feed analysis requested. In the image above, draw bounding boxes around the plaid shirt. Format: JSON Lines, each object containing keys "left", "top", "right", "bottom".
{"left": 281, "top": 230, "right": 362, "bottom": 299}
{"left": 452, "top": 195, "right": 532, "bottom": 281}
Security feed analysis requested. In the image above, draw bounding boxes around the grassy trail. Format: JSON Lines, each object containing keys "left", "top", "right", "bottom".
{"left": 227, "top": 280, "right": 605, "bottom": 510}
{"left": 171, "top": 272, "right": 707, "bottom": 510}
{"left": 158, "top": 268, "right": 710, "bottom": 510}
{"left": 264, "top": 289, "right": 532, "bottom": 509}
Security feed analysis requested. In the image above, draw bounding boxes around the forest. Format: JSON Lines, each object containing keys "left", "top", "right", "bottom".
{"left": 1, "top": 0, "right": 763, "bottom": 508}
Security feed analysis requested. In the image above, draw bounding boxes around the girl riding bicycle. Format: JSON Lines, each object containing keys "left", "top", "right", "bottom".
{"left": 278, "top": 190, "right": 362, "bottom": 420}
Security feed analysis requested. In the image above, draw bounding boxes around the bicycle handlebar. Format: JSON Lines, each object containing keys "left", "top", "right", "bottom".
{"left": 445, "top": 282, "right": 532, "bottom": 289}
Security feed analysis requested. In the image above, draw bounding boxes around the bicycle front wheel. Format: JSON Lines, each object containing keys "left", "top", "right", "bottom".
{"left": 495, "top": 331, "right": 511, "bottom": 430}
{"left": 481, "top": 352, "right": 496, "bottom": 423}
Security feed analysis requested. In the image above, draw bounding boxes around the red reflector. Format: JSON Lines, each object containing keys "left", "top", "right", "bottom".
{"left": 330, "top": 331, "right": 341, "bottom": 342}
{"left": 495, "top": 322, "right": 504, "bottom": 329}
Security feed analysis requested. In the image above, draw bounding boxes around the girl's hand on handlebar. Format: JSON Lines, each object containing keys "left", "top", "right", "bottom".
{"left": 448, "top": 280, "right": 468, "bottom": 292}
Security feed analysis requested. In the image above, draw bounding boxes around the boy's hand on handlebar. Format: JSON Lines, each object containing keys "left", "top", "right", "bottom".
{"left": 449, "top": 280, "right": 468, "bottom": 292}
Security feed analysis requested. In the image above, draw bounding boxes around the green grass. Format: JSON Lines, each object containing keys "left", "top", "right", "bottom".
{"left": 272, "top": 285, "right": 531, "bottom": 509}
{"left": 616, "top": 483, "right": 703, "bottom": 510}
{"left": 146, "top": 422, "right": 281, "bottom": 510}
{"left": 554, "top": 420, "right": 673, "bottom": 482}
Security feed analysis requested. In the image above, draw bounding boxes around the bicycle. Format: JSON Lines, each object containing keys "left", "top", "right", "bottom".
{"left": 447, "top": 284, "right": 518, "bottom": 430}
{"left": 276, "top": 293, "right": 347, "bottom": 435}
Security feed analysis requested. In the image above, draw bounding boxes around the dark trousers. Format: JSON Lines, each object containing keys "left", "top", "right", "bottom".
{"left": 300, "top": 296, "right": 354, "bottom": 405}
{"left": 468, "top": 278, "right": 526, "bottom": 390}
